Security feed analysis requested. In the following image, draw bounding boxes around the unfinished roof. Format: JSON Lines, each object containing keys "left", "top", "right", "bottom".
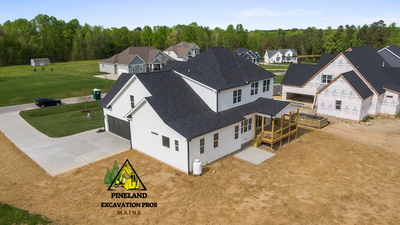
{"left": 32, "top": 58, "right": 50, "bottom": 61}
{"left": 135, "top": 70, "right": 290, "bottom": 139}
{"left": 165, "top": 41, "right": 198, "bottom": 58}
{"left": 172, "top": 46, "right": 276, "bottom": 91}
{"left": 99, "top": 47, "right": 169, "bottom": 65}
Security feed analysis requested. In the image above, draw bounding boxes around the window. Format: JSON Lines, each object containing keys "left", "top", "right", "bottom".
{"left": 200, "top": 138, "right": 205, "bottom": 154}
{"left": 213, "top": 133, "right": 219, "bottom": 148}
{"left": 175, "top": 140, "right": 179, "bottom": 152}
{"left": 168, "top": 51, "right": 170, "bottom": 55}
{"left": 322, "top": 74, "right": 332, "bottom": 84}
{"left": 263, "top": 80, "right": 270, "bottom": 92}
{"left": 151, "top": 131, "right": 158, "bottom": 135}
{"left": 132, "top": 66, "right": 135, "bottom": 73}
{"left": 234, "top": 125, "right": 239, "bottom": 139}
{"left": 130, "top": 95, "right": 134, "bottom": 108}
{"left": 387, "top": 95, "right": 393, "bottom": 98}
{"left": 251, "top": 82, "right": 258, "bottom": 95}
{"left": 335, "top": 100, "right": 342, "bottom": 110}
{"left": 162, "top": 136, "right": 170, "bottom": 148}
{"left": 241, "top": 118, "right": 252, "bottom": 133}
{"left": 102, "top": 64, "right": 105, "bottom": 68}
{"left": 140, "top": 65, "right": 143, "bottom": 71}
{"left": 233, "top": 89, "right": 242, "bottom": 103}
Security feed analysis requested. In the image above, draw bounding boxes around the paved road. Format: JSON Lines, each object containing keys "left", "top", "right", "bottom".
{"left": 0, "top": 93, "right": 107, "bottom": 114}
{"left": 0, "top": 93, "right": 131, "bottom": 176}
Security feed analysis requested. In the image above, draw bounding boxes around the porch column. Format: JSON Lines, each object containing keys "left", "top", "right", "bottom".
{"left": 270, "top": 117, "right": 274, "bottom": 149}
{"left": 288, "top": 112, "right": 292, "bottom": 143}
{"left": 261, "top": 116, "right": 265, "bottom": 133}
{"left": 295, "top": 109, "right": 300, "bottom": 139}
{"left": 280, "top": 114, "right": 284, "bottom": 147}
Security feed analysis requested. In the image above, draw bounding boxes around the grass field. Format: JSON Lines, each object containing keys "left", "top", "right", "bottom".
{"left": 0, "top": 203, "right": 52, "bottom": 224}
{"left": 274, "top": 75, "right": 284, "bottom": 84}
{"left": 0, "top": 60, "right": 114, "bottom": 107}
{"left": 260, "top": 64, "right": 289, "bottom": 70}
{"left": 19, "top": 101, "right": 104, "bottom": 137}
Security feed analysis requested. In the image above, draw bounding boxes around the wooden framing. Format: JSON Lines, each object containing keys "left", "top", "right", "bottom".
{"left": 253, "top": 109, "right": 300, "bottom": 149}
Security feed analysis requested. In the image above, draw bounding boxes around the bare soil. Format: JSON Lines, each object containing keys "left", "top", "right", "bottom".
{"left": 1, "top": 113, "right": 400, "bottom": 224}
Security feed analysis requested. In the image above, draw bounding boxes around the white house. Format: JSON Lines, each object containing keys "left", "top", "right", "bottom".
{"left": 264, "top": 49, "right": 298, "bottom": 64}
{"left": 233, "top": 47, "right": 260, "bottom": 64}
{"left": 163, "top": 41, "right": 200, "bottom": 61}
{"left": 99, "top": 46, "right": 172, "bottom": 75}
{"left": 31, "top": 58, "right": 50, "bottom": 66}
{"left": 281, "top": 45, "right": 400, "bottom": 120}
{"left": 99, "top": 47, "right": 302, "bottom": 174}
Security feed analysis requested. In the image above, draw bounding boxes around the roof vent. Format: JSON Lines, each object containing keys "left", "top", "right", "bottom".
{"left": 188, "top": 68, "right": 191, "bottom": 72}
{"left": 382, "top": 61, "right": 385, "bottom": 67}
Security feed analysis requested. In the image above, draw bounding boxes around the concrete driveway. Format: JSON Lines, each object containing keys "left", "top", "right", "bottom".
{"left": 0, "top": 96, "right": 130, "bottom": 176}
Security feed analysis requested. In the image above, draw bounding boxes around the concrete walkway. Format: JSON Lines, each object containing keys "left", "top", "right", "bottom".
{"left": 94, "top": 74, "right": 120, "bottom": 80}
{"left": 234, "top": 146, "right": 276, "bottom": 165}
{"left": 0, "top": 111, "right": 130, "bottom": 176}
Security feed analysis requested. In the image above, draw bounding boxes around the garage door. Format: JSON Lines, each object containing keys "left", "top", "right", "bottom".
{"left": 107, "top": 116, "right": 130, "bottom": 140}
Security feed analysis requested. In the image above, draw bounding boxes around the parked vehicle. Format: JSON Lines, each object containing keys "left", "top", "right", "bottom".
{"left": 35, "top": 97, "right": 62, "bottom": 108}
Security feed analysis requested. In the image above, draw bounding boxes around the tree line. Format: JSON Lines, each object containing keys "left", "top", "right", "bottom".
{"left": 1, "top": 14, "right": 399, "bottom": 66}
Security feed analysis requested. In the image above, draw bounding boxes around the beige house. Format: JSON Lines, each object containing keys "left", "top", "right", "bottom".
{"left": 99, "top": 47, "right": 172, "bottom": 75}
{"left": 164, "top": 41, "right": 200, "bottom": 61}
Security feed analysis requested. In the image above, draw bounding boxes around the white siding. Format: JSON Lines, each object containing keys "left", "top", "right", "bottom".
{"left": 181, "top": 75, "right": 217, "bottom": 112}
{"left": 99, "top": 63, "right": 115, "bottom": 74}
{"left": 163, "top": 51, "right": 183, "bottom": 61}
{"left": 130, "top": 102, "right": 188, "bottom": 172}
{"left": 317, "top": 77, "right": 367, "bottom": 120}
{"left": 380, "top": 91, "right": 400, "bottom": 115}
{"left": 218, "top": 78, "right": 274, "bottom": 112}
{"left": 188, "top": 122, "right": 241, "bottom": 172}
{"left": 103, "top": 77, "right": 151, "bottom": 131}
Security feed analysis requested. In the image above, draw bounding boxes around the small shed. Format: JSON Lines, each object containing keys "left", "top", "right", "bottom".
{"left": 31, "top": 58, "right": 50, "bottom": 66}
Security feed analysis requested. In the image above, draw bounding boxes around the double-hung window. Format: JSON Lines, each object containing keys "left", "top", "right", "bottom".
{"left": 162, "top": 136, "right": 170, "bottom": 148}
{"left": 233, "top": 89, "right": 242, "bottom": 103}
{"left": 234, "top": 126, "right": 239, "bottom": 139}
{"left": 335, "top": 100, "right": 342, "bottom": 110}
{"left": 213, "top": 133, "right": 218, "bottom": 148}
{"left": 263, "top": 80, "right": 270, "bottom": 92}
{"left": 251, "top": 82, "right": 258, "bottom": 95}
{"left": 200, "top": 138, "right": 205, "bottom": 154}
{"left": 241, "top": 118, "right": 252, "bottom": 133}
{"left": 322, "top": 74, "right": 332, "bottom": 84}
{"left": 175, "top": 140, "right": 179, "bottom": 152}
{"left": 130, "top": 95, "right": 134, "bottom": 108}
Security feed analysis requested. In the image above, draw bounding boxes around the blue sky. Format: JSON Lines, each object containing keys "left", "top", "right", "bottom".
{"left": 1, "top": 0, "right": 400, "bottom": 30}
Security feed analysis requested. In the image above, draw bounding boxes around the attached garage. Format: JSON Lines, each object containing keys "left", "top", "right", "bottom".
{"left": 107, "top": 116, "right": 130, "bottom": 140}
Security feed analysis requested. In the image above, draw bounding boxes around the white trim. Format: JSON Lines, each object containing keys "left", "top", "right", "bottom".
{"left": 124, "top": 97, "right": 147, "bottom": 118}
{"left": 173, "top": 70, "right": 218, "bottom": 93}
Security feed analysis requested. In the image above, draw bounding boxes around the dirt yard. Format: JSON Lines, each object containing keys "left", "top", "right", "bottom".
{"left": 1, "top": 111, "right": 400, "bottom": 224}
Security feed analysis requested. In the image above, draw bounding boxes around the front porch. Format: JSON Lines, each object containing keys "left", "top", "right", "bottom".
{"left": 251, "top": 109, "right": 300, "bottom": 149}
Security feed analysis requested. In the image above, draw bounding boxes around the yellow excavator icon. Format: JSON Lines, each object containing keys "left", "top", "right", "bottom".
{"left": 115, "top": 164, "right": 140, "bottom": 190}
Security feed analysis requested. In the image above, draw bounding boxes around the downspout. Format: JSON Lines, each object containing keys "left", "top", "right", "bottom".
{"left": 187, "top": 139, "right": 191, "bottom": 175}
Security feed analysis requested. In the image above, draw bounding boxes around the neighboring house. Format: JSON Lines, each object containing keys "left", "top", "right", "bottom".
{"left": 99, "top": 47, "right": 172, "bottom": 75}
{"left": 233, "top": 47, "right": 260, "bottom": 64}
{"left": 281, "top": 45, "right": 400, "bottom": 121}
{"left": 31, "top": 58, "right": 50, "bottom": 66}
{"left": 378, "top": 45, "right": 400, "bottom": 67}
{"left": 164, "top": 41, "right": 200, "bottom": 61}
{"left": 99, "top": 47, "right": 302, "bottom": 174}
{"left": 264, "top": 49, "right": 298, "bottom": 64}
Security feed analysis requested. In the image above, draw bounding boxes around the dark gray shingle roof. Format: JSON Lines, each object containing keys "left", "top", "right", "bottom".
{"left": 99, "top": 73, "right": 133, "bottom": 107}
{"left": 317, "top": 53, "right": 339, "bottom": 66}
{"left": 173, "top": 47, "right": 276, "bottom": 91}
{"left": 281, "top": 64, "right": 324, "bottom": 86}
{"left": 135, "top": 70, "right": 290, "bottom": 139}
{"left": 382, "top": 82, "right": 400, "bottom": 94}
{"left": 233, "top": 47, "right": 250, "bottom": 55}
{"left": 342, "top": 71, "right": 374, "bottom": 100}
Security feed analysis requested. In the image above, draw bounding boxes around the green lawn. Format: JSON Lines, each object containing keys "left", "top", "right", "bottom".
{"left": 20, "top": 101, "right": 104, "bottom": 138}
{"left": 275, "top": 75, "right": 284, "bottom": 84}
{"left": 0, "top": 203, "right": 52, "bottom": 224}
{"left": 0, "top": 60, "right": 114, "bottom": 107}
{"left": 260, "top": 64, "right": 290, "bottom": 70}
